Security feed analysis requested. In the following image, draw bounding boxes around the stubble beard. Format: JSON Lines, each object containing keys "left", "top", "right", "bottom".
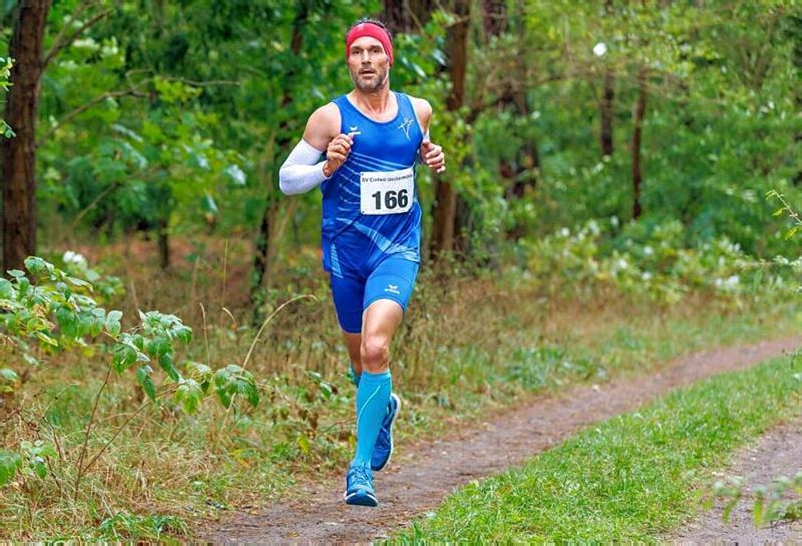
{"left": 349, "top": 65, "right": 389, "bottom": 93}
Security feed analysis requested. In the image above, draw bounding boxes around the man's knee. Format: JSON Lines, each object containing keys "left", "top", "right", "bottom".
{"left": 360, "top": 335, "right": 389, "bottom": 372}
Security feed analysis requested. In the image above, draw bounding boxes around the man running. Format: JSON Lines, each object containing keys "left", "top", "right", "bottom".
{"left": 278, "top": 18, "right": 445, "bottom": 507}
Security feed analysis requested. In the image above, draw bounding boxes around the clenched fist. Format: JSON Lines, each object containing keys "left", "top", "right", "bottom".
{"left": 420, "top": 140, "right": 445, "bottom": 173}
{"left": 323, "top": 133, "right": 355, "bottom": 177}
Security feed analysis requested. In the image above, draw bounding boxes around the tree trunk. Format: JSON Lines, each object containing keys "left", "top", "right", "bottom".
{"left": 481, "top": 0, "right": 506, "bottom": 38}
{"left": 157, "top": 219, "right": 170, "bottom": 270}
{"left": 600, "top": 65, "right": 615, "bottom": 156}
{"left": 2, "top": 0, "right": 50, "bottom": 272}
{"left": 383, "top": 0, "right": 434, "bottom": 34}
{"left": 599, "top": 0, "right": 615, "bottom": 157}
{"left": 430, "top": 0, "right": 469, "bottom": 260}
{"left": 631, "top": 65, "right": 647, "bottom": 220}
{"left": 251, "top": 1, "right": 308, "bottom": 303}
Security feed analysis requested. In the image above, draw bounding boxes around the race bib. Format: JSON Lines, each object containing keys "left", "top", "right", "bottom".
{"left": 360, "top": 168, "right": 414, "bottom": 215}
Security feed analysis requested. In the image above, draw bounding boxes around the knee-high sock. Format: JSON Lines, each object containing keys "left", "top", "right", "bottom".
{"left": 352, "top": 370, "right": 392, "bottom": 467}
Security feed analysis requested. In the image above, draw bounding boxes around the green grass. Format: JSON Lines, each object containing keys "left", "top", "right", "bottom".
{"left": 1, "top": 270, "right": 798, "bottom": 539}
{"left": 396, "top": 355, "right": 802, "bottom": 542}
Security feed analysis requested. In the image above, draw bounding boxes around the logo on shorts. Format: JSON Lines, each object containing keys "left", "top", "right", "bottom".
{"left": 385, "top": 283, "right": 400, "bottom": 295}
{"left": 398, "top": 117, "right": 413, "bottom": 140}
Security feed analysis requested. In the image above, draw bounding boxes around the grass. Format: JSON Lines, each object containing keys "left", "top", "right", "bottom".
{"left": 396, "top": 355, "right": 802, "bottom": 542}
{"left": 0, "top": 240, "right": 799, "bottom": 540}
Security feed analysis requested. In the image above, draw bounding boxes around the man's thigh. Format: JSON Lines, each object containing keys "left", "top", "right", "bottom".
{"left": 330, "top": 273, "right": 366, "bottom": 335}
{"left": 362, "top": 255, "right": 419, "bottom": 315}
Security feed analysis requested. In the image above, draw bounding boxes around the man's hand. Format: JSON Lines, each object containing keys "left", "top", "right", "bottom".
{"left": 420, "top": 140, "right": 445, "bottom": 173}
{"left": 323, "top": 133, "right": 354, "bottom": 177}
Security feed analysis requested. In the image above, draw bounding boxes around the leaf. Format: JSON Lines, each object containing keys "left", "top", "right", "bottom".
{"left": 242, "top": 380, "right": 260, "bottom": 408}
{"left": 136, "top": 365, "right": 157, "bottom": 401}
{"left": 175, "top": 379, "right": 203, "bottom": 414}
{"left": 67, "top": 276, "right": 92, "bottom": 289}
{"left": 173, "top": 325, "right": 192, "bottom": 344}
{"left": 297, "top": 434, "right": 311, "bottom": 455}
{"left": 35, "top": 332, "right": 59, "bottom": 347}
{"left": 111, "top": 343, "right": 137, "bottom": 373}
{"left": 33, "top": 459, "right": 47, "bottom": 479}
{"left": 158, "top": 352, "right": 180, "bottom": 382}
{"left": 23, "top": 256, "right": 48, "bottom": 275}
{"left": 56, "top": 306, "right": 78, "bottom": 338}
{"left": 0, "top": 451, "right": 22, "bottom": 486}
{"left": 0, "top": 368, "right": 19, "bottom": 382}
{"left": 107, "top": 310, "right": 123, "bottom": 322}
{"left": 7, "top": 269, "right": 24, "bottom": 278}
{"left": 0, "top": 278, "right": 12, "bottom": 298}
{"left": 216, "top": 388, "right": 232, "bottom": 409}
{"left": 105, "top": 318, "right": 121, "bottom": 337}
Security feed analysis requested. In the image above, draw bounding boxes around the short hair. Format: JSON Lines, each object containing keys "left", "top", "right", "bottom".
{"left": 346, "top": 17, "right": 393, "bottom": 44}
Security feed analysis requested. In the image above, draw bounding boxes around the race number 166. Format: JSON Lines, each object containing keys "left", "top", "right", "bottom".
{"left": 360, "top": 168, "right": 414, "bottom": 215}
{"left": 371, "top": 189, "right": 409, "bottom": 211}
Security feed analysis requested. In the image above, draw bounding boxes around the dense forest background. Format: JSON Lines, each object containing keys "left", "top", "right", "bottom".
{"left": 3, "top": 0, "right": 799, "bottom": 284}
{"left": 1, "top": 0, "right": 801, "bottom": 540}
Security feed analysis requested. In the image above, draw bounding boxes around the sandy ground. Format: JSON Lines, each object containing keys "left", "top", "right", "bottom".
{"left": 203, "top": 337, "right": 800, "bottom": 542}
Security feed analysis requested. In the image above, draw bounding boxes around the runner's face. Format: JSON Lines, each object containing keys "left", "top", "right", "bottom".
{"left": 347, "top": 36, "right": 390, "bottom": 92}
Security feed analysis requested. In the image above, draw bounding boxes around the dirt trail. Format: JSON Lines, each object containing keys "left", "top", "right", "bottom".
{"left": 204, "top": 337, "right": 800, "bottom": 542}
{"left": 674, "top": 417, "right": 802, "bottom": 543}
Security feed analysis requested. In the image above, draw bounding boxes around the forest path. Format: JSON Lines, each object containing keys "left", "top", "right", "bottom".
{"left": 203, "top": 337, "right": 800, "bottom": 542}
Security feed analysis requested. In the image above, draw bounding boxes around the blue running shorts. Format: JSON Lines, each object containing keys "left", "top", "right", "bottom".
{"left": 329, "top": 253, "right": 419, "bottom": 334}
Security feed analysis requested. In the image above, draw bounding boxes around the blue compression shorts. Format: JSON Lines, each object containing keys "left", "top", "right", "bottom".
{"left": 329, "top": 253, "right": 419, "bottom": 334}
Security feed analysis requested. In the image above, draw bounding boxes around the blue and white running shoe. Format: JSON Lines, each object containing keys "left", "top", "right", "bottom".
{"left": 343, "top": 463, "right": 378, "bottom": 507}
{"left": 371, "top": 393, "right": 401, "bottom": 471}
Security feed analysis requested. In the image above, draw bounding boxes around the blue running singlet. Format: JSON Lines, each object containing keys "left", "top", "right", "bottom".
{"left": 321, "top": 92, "right": 424, "bottom": 333}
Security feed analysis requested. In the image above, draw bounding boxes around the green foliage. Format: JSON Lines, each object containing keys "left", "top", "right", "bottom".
{"left": 98, "top": 510, "right": 188, "bottom": 541}
{"left": 0, "top": 253, "right": 263, "bottom": 502}
{"left": 0, "top": 451, "right": 22, "bottom": 487}
{"left": 0, "top": 54, "right": 12, "bottom": 138}
{"left": 712, "top": 472, "right": 802, "bottom": 527}
{"left": 214, "top": 364, "right": 259, "bottom": 409}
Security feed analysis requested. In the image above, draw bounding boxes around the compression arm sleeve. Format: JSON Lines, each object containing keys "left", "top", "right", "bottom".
{"left": 279, "top": 139, "right": 329, "bottom": 195}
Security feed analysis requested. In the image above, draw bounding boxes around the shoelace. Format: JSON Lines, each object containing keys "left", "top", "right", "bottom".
{"left": 349, "top": 465, "right": 372, "bottom": 488}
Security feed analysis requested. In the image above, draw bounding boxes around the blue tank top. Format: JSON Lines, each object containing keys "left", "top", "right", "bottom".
{"left": 320, "top": 92, "right": 424, "bottom": 274}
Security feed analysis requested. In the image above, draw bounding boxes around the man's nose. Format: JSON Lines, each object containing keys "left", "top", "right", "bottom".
{"left": 360, "top": 51, "right": 371, "bottom": 63}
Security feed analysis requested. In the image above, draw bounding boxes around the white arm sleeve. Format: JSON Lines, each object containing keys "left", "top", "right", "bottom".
{"left": 279, "top": 139, "right": 329, "bottom": 195}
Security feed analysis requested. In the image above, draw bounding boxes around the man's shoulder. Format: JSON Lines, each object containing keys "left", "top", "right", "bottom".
{"left": 303, "top": 101, "right": 341, "bottom": 146}
{"left": 310, "top": 101, "right": 341, "bottom": 123}
{"left": 405, "top": 95, "right": 433, "bottom": 129}
{"left": 307, "top": 102, "right": 341, "bottom": 133}
{"left": 405, "top": 95, "right": 432, "bottom": 112}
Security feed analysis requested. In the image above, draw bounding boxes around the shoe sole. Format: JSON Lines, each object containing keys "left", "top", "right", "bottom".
{"left": 343, "top": 489, "right": 378, "bottom": 507}
{"left": 372, "top": 393, "right": 401, "bottom": 472}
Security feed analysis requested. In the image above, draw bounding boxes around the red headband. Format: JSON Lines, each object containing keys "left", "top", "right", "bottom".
{"left": 345, "top": 22, "right": 393, "bottom": 66}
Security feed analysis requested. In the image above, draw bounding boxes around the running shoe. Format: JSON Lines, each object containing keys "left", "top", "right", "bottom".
{"left": 370, "top": 393, "right": 401, "bottom": 471}
{"left": 343, "top": 463, "right": 378, "bottom": 507}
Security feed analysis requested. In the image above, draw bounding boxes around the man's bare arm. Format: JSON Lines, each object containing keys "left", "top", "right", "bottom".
{"left": 410, "top": 96, "right": 445, "bottom": 173}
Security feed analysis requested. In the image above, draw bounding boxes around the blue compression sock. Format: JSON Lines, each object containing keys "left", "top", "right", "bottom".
{"left": 349, "top": 362, "right": 360, "bottom": 388}
{"left": 352, "top": 370, "right": 392, "bottom": 467}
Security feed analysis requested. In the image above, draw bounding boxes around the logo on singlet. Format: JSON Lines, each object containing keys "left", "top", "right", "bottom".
{"left": 398, "top": 117, "right": 413, "bottom": 140}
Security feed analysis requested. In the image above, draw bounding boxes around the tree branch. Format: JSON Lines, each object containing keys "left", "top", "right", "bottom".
{"left": 42, "top": 5, "right": 113, "bottom": 70}
{"left": 37, "top": 86, "right": 148, "bottom": 146}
